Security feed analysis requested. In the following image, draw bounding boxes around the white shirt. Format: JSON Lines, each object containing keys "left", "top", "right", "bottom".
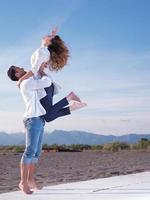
{"left": 31, "top": 45, "right": 61, "bottom": 95}
{"left": 20, "top": 76, "right": 52, "bottom": 118}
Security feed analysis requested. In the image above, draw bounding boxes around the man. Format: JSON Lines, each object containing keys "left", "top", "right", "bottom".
{"left": 7, "top": 65, "right": 86, "bottom": 194}
{"left": 7, "top": 65, "right": 52, "bottom": 194}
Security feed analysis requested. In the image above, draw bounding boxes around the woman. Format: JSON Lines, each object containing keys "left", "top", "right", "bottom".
{"left": 17, "top": 27, "right": 87, "bottom": 122}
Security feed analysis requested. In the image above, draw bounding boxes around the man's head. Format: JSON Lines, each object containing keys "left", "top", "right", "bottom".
{"left": 7, "top": 66, "right": 26, "bottom": 81}
{"left": 42, "top": 35, "right": 52, "bottom": 46}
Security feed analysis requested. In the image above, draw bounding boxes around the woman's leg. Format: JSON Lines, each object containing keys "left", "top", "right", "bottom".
{"left": 40, "top": 84, "right": 54, "bottom": 112}
{"left": 44, "top": 97, "right": 70, "bottom": 122}
{"left": 45, "top": 106, "right": 71, "bottom": 122}
{"left": 41, "top": 84, "right": 86, "bottom": 122}
{"left": 40, "top": 83, "right": 70, "bottom": 122}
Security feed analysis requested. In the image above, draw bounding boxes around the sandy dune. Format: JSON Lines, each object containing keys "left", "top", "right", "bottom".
{"left": 1, "top": 150, "right": 150, "bottom": 193}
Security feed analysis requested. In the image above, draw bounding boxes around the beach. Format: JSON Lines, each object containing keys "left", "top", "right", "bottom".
{"left": 1, "top": 150, "right": 150, "bottom": 194}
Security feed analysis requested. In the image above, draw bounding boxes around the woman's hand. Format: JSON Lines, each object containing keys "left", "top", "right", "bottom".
{"left": 51, "top": 27, "right": 59, "bottom": 38}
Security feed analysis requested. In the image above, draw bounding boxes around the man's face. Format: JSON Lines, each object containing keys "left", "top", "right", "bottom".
{"left": 14, "top": 66, "right": 25, "bottom": 79}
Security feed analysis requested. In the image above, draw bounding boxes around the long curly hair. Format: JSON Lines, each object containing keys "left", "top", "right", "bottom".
{"left": 48, "top": 35, "right": 69, "bottom": 71}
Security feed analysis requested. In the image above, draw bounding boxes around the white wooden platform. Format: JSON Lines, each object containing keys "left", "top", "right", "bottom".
{"left": 1, "top": 171, "right": 150, "bottom": 200}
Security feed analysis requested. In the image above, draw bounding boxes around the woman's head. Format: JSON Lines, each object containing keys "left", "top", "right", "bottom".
{"left": 48, "top": 35, "right": 69, "bottom": 71}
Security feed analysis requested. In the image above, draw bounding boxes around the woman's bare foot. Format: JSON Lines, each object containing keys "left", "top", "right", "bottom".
{"left": 19, "top": 182, "right": 33, "bottom": 194}
{"left": 69, "top": 100, "right": 87, "bottom": 111}
{"left": 28, "top": 179, "right": 42, "bottom": 190}
{"left": 66, "top": 92, "right": 81, "bottom": 103}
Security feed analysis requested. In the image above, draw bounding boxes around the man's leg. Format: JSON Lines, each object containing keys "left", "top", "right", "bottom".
{"left": 28, "top": 164, "right": 38, "bottom": 189}
{"left": 19, "top": 163, "right": 33, "bottom": 194}
{"left": 19, "top": 118, "right": 34, "bottom": 194}
{"left": 28, "top": 118, "right": 45, "bottom": 190}
{"left": 20, "top": 117, "right": 43, "bottom": 194}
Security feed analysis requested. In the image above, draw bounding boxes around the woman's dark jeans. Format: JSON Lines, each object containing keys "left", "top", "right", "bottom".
{"left": 40, "top": 83, "right": 71, "bottom": 122}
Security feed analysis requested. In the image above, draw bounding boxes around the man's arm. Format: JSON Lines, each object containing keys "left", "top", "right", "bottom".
{"left": 17, "top": 71, "right": 33, "bottom": 87}
{"left": 22, "top": 76, "right": 52, "bottom": 90}
{"left": 17, "top": 62, "right": 47, "bottom": 88}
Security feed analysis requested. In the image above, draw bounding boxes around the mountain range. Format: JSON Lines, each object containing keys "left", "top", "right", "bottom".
{"left": 0, "top": 130, "right": 150, "bottom": 145}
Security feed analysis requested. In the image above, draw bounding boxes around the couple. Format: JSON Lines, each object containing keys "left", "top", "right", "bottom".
{"left": 7, "top": 28, "right": 87, "bottom": 194}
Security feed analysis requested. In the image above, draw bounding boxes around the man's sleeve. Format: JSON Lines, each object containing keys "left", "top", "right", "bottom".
{"left": 23, "top": 76, "right": 52, "bottom": 90}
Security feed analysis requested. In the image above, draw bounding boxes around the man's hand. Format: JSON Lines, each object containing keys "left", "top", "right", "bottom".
{"left": 17, "top": 78, "right": 23, "bottom": 88}
{"left": 39, "top": 62, "right": 47, "bottom": 76}
{"left": 17, "top": 71, "right": 33, "bottom": 88}
{"left": 40, "top": 70, "right": 46, "bottom": 77}
{"left": 39, "top": 62, "right": 47, "bottom": 71}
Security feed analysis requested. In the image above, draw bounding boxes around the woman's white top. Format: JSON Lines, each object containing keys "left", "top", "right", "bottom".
{"left": 30, "top": 44, "right": 61, "bottom": 95}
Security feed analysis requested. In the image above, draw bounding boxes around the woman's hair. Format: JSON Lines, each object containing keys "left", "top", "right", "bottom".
{"left": 48, "top": 35, "right": 69, "bottom": 71}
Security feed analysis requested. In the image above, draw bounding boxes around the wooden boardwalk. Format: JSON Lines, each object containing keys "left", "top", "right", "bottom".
{"left": 0, "top": 171, "right": 150, "bottom": 200}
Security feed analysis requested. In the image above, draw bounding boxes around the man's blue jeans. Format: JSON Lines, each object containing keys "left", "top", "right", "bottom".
{"left": 21, "top": 84, "right": 70, "bottom": 165}
{"left": 21, "top": 116, "right": 45, "bottom": 164}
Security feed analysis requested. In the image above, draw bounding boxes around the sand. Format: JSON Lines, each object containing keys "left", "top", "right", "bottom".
{"left": 1, "top": 150, "right": 150, "bottom": 194}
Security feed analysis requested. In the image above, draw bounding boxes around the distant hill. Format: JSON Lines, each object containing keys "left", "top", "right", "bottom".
{"left": 0, "top": 130, "right": 150, "bottom": 145}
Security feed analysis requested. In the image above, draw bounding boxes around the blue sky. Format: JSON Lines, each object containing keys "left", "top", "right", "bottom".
{"left": 0, "top": 0, "right": 150, "bottom": 135}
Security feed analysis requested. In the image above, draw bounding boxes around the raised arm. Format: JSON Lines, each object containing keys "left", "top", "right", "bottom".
{"left": 31, "top": 48, "right": 46, "bottom": 76}
{"left": 31, "top": 27, "right": 58, "bottom": 75}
